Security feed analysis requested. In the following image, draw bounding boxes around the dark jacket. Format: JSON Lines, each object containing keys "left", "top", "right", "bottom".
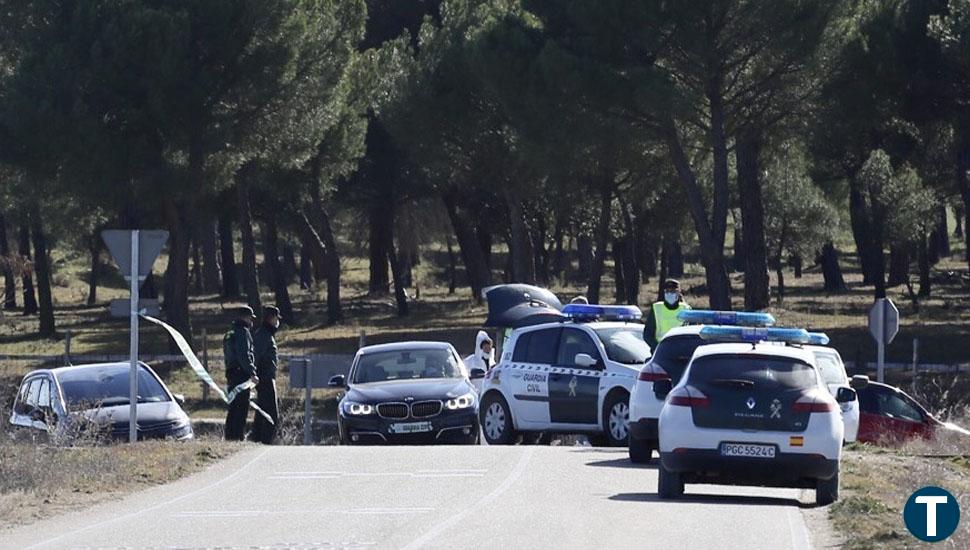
{"left": 253, "top": 325, "right": 279, "bottom": 380}
{"left": 224, "top": 320, "right": 256, "bottom": 381}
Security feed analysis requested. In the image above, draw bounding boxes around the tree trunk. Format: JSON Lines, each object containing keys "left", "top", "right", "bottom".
{"left": 442, "top": 190, "right": 492, "bottom": 302}
{"left": 30, "top": 206, "right": 54, "bottom": 337}
{"left": 283, "top": 243, "right": 298, "bottom": 285}
{"left": 774, "top": 224, "right": 787, "bottom": 305}
{"left": 664, "top": 118, "right": 731, "bottom": 309}
{"left": 955, "top": 205, "right": 964, "bottom": 239}
{"left": 736, "top": 133, "right": 770, "bottom": 311}
{"left": 87, "top": 234, "right": 100, "bottom": 306}
{"left": 296, "top": 212, "right": 339, "bottom": 323}
{"left": 576, "top": 234, "right": 593, "bottom": 283}
{"left": 445, "top": 235, "right": 458, "bottom": 295}
{"left": 732, "top": 221, "right": 745, "bottom": 273}
{"left": 308, "top": 187, "right": 343, "bottom": 323}
{"left": 0, "top": 210, "right": 16, "bottom": 309}
{"left": 957, "top": 129, "right": 970, "bottom": 272}
{"left": 190, "top": 237, "right": 203, "bottom": 294}
{"left": 612, "top": 239, "right": 626, "bottom": 305}
{"left": 872, "top": 237, "right": 887, "bottom": 299}
{"left": 849, "top": 178, "right": 877, "bottom": 285}
{"left": 261, "top": 215, "right": 295, "bottom": 322}
{"left": 368, "top": 205, "right": 390, "bottom": 295}
{"left": 667, "top": 238, "right": 684, "bottom": 278}
{"left": 586, "top": 185, "right": 612, "bottom": 304}
{"left": 217, "top": 212, "right": 240, "bottom": 298}
{"left": 506, "top": 192, "right": 536, "bottom": 284}
{"left": 818, "top": 242, "right": 847, "bottom": 292}
{"left": 382, "top": 207, "right": 409, "bottom": 317}
{"left": 620, "top": 205, "right": 640, "bottom": 304}
{"left": 552, "top": 216, "right": 565, "bottom": 283}
{"left": 477, "top": 224, "right": 492, "bottom": 270}
{"left": 918, "top": 231, "right": 931, "bottom": 298}
{"left": 19, "top": 223, "right": 37, "bottom": 315}
{"left": 792, "top": 254, "right": 803, "bottom": 279}
{"left": 197, "top": 221, "right": 221, "bottom": 293}
{"left": 887, "top": 244, "right": 910, "bottom": 287}
{"left": 299, "top": 243, "right": 313, "bottom": 290}
{"left": 163, "top": 199, "right": 193, "bottom": 345}
{"left": 236, "top": 183, "right": 262, "bottom": 313}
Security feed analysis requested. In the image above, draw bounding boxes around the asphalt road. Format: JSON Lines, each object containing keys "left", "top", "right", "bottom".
{"left": 3, "top": 445, "right": 825, "bottom": 550}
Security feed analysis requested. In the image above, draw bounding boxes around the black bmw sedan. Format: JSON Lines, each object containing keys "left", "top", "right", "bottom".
{"left": 330, "top": 342, "right": 484, "bottom": 445}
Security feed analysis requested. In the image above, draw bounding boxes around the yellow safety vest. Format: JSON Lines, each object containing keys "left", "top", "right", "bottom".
{"left": 653, "top": 301, "right": 691, "bottom": 341}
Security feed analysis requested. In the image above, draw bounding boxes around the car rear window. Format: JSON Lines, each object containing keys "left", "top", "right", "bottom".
{"left": 651, "top": 334, "right": 704, "bottom": 381}
{"left": 812, "top": 351, "right": 847, "bottom": 385}
{"left": 688, "top": 354, "right": 819, "bottom": 391}
{"left": 593, "top": 327, "right": 651, "bottom": 364}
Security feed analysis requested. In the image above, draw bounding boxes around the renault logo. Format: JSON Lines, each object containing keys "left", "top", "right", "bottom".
{"left": 746, "top": 397, "right": 756, "bottom": 410}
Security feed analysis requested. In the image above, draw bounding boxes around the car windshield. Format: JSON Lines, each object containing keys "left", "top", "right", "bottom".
{"left": 688, "top": 355, "right": 819, "bottom": 391}
{"left": 593, "top": 327, "right": 651, "bottom": 364}
{"left": 352, "top": 349, "right": 463, "bottom": 383}
{"left": 57, "top": 365, "right": 170, "bottom": 409}
{"left": 812, "top": 351, "right": 847, "bottom": 385}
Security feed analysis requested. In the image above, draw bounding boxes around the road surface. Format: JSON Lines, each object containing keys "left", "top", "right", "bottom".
{"left": 3, "top": 445, "right": 827, "bottom": 549}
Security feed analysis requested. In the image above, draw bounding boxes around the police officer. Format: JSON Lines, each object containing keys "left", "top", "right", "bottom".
{"left": 643, "top": 279, "right": 691, "bottom": 349}
{"left": 250, "top": 305, "right": 281, "bottom": 445}
{"left": 224, "top": 305, "right": 258, "bottom": 441}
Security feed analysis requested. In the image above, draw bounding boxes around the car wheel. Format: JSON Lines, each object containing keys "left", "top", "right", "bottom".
{"left": 658, "top": 461, "right": 684, "bottom": 499}
{"left": 628, "top": 436, "right": 655, "bottom": 463}
{"left": 480, "top": 393, "right": 517, "bottom": 445}
{"left": 603, "top": 392, "right": 631, "bottom": 447}
{"left": 816, "top": 466, "right": 839, "bottom": 506}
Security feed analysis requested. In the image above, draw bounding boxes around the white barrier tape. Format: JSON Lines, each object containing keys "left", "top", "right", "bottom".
{"left": 141, "top": 314, "right": 274, "bottom": 425}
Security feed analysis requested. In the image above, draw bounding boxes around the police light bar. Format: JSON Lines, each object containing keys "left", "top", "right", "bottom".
{"left": 678, "top": 310, "right": 776, "bottom": 327}
{"left": 699, "top": 326, "right": 830, "bottom": 345}
{"left": 561, "top": 304, "right": 642, "bottom": 321}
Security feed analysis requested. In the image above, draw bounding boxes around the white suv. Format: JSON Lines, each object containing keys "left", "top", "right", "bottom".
{"left": 656, "top": 333, "right": 854, "bottom": 506}
{"left": 479, "top": 305, "right": 650, "bottom": 446}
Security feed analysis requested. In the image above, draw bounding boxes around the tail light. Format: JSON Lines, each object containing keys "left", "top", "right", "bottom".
{"left": 638, "top": 362, "right": 670, "bottom": 382}
{"left": 792, "top": 394, "right": 837, "bottom": 413}
{"left": 668, "top": 386, "right": 710, "bottom": 408}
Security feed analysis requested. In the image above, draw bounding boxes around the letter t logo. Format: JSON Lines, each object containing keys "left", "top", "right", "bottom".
{"left": 916, "top": 496, "right": 949, "bottom": 537}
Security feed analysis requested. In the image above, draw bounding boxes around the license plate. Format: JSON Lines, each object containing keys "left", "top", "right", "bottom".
{"left": 389, "top": 421, "right": 432, "bottom": 434}
{"left": 720, "top": 443, "right": 776, "bottom": 458}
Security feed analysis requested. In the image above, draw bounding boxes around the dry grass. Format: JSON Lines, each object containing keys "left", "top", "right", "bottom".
{"left": 0, "top": 435, "right": 241, "bottom": 530}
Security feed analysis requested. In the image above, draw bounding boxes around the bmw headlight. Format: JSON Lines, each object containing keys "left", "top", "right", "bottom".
{"left": 445, "top": 392, "right": 476, "bottom": 410}
{"left": 342, "top": 401, "right": 375, "bottom": 416}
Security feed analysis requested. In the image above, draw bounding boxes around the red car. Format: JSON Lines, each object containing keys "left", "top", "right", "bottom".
{"left": 855, "top": 380, "right": 969, "bottom": 445}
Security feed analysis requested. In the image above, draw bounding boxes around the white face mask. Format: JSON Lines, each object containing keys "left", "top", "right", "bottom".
{"left": 664, "top": 292, "right": 679, "bottom": 305}
{"left": 272, "top": 319, "right": 281, "bottom": 329}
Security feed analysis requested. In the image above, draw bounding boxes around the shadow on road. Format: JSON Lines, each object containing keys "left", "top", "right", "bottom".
{"left": 608, "top": 492, "right": 815, "bottom": 509}
{"left": 584, "top": 457, "right": 658, "bottom": 470}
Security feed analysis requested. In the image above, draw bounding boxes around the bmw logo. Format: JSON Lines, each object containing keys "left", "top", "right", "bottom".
{"left": 746, "top": 397, "right": 756, "bottom": 410}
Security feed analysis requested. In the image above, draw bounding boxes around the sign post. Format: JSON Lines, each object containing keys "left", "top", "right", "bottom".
{"left": 868, "top": 298, "right": 900, "bottom": 383}
{"left": 102, "top": 230, "right": 168, "bottom": 443}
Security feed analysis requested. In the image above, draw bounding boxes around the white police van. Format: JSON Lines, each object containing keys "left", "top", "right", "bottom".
{"left": 655, "top": 326, "right": 854, "bottom": 506}
{"left": 628, "top": 311, "right": 778, "bottom": 462}
{"left": 479, "top": 304, "right": 651, "bottom": 446}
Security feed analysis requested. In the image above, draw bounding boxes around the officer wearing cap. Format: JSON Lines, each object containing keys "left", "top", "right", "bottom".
{"left": 224, "top": 305, "right": 258, "bottom": 441}
{"left": 250, "top": 305, "right": 281, "bottom": 444}
{"left": 643, "top": 279, "right": 691, "bottom": 349}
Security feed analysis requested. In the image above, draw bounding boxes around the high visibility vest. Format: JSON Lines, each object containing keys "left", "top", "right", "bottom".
{"left": 653, "top": 301, "right": 690, "bottom": 341}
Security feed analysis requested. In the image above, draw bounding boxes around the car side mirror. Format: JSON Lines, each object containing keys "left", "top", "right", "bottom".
{"left": 29, "top": 408, "right": 46, "bottom": 424}
{"left": 328, "top": 374, "right": 346, "bottom": 388}
{"left": 172, "top": 393, "right": 186, "bottom": 405}
{"left": 836, "top": 387, "right": 857, "bottom": 403}
{"left": 850, "top": 375, "right": 870, "bottom": 390}
{"left": 653, "top": 379, "right": 673, "bottom": 399}
{"left": 469, "top": 368, "right": 486, "bottom": 380}
{"left": 574, "top": 353, "right": 598, "bottom": 368}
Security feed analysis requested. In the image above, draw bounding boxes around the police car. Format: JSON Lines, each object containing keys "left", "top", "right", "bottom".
{"left": 478, "top": 304, "right": 651, "bottom": 446}
{"left": 628, "top": 311, "right": 777, "bottom": 463}
{"left": 655, "top": 326, "right": 855, "bottom": 506}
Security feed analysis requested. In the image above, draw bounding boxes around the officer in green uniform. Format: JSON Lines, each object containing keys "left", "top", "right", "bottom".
{"left": 250, "top": 305, "right": 281, "bottom": 445}
{"left": 224, "top": 305, "right": 258, "bottom": 441}
{"left": 643, "top": 279, "right": 691, "bottom": 349}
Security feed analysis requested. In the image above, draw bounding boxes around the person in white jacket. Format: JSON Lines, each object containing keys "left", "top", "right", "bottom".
{"left": 464, "top": 330, "right": 494, "bottom": 374}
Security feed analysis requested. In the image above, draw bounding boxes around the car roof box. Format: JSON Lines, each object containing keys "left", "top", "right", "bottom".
{"left": 482, "top": 284, "right": 564, "bottom": 328}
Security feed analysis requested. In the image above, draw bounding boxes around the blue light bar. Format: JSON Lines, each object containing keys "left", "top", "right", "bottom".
{"left": 699, "top": 326, "right": 814, "bottom": 344}
{"left": 806, "top": 332, "right": 830, "bottom": 345}
{"left": 678, "top": 310, "right": 776, "bottom": 327}
{"left": 562, "top": 304, "right": 642, "bottom": 321}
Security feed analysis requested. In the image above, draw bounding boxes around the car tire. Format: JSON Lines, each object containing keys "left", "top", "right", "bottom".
{"left": 602, "top": 391, "right": 631, "bottom": 447}
{"left": 628, "top": 436, "right": 655, "bottom": 463}
{"left": 658, "top": 461, "right": 684, "bottom": 499}
{"left": 480, "top": 393, "right": 517, "bottom": 445}
{"left": 816, "top": 466, "right": 839, "bottom": 506}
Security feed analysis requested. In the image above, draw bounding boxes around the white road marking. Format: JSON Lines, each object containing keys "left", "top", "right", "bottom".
{"left": 269, "top": 469, "right": 487, "bottom": 480}
{"left": 172, "top": 507, "right": 435, "bottom": 518}
{"left": 23, "top": 449, "right": 271, "bottom": 550}
{"left": 401, "top": 447, "right": 536, "bottom": 550}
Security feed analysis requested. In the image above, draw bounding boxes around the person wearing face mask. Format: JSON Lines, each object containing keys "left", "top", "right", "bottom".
{"left": 643, "top": 279, "right": 691, "bottom": 349}
{"left": 224, "top": 305, "right": 258, "bottom": 441}
{"left": 250, "top": 305, "right": 281, "bottom": 444}
{"left": 464, "top": 330, "right": 495, "bottom": 374}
